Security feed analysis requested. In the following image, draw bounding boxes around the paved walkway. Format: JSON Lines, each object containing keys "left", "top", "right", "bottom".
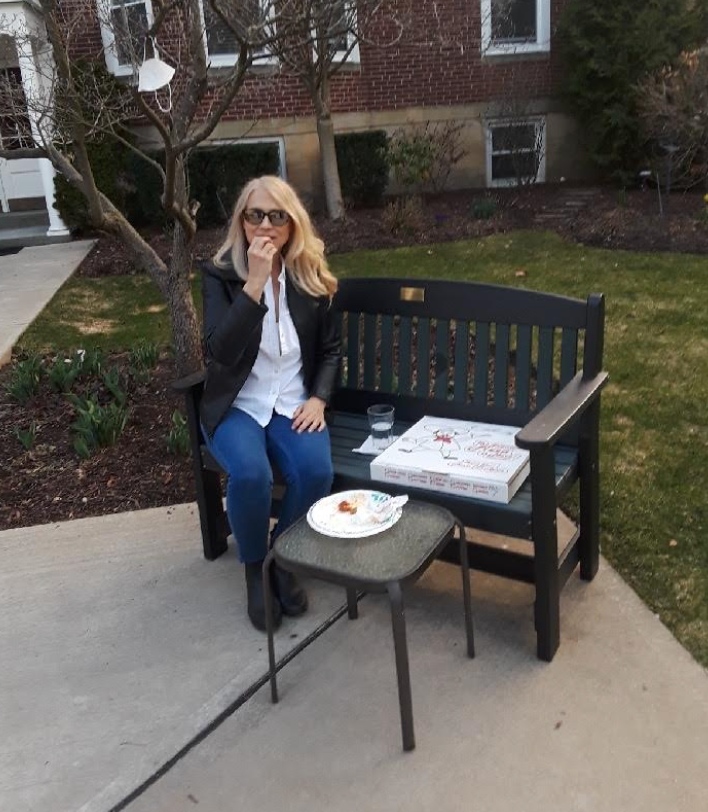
{"left": 2, "top": 506, "right": 706, "bottom": 812}
{"left": 0, "top": 505, "right": 347, "bottom": 812}
{"left": 0, "top": 240, "right": 94, "bottom": 365}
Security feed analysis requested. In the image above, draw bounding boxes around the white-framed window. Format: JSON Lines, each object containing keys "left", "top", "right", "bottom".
{"left": 200, "top": 0, "right": 277, "bottom": 68}
{"left": 99, "top": 0, "right": 154, "bottom": 76}
{"left": 480, "top": 0, "right": 550, "bottom": 56}
{"left": 99, "top": 0, "right": 278, "bottom": 75}
{"left": 485, "top": 117, "right": 546, "bottom": 187}
{"left": 319, "top": 0, "right": 360, "bottom": 64}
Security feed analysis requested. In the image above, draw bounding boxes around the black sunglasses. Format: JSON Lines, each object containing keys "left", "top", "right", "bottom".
{"left": 243, "top": 208, "right": 290, "bottom": 227}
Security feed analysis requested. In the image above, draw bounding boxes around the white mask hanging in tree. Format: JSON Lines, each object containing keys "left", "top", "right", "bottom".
{"left": 138, "top": 37, "right": 174, "bottom": 112}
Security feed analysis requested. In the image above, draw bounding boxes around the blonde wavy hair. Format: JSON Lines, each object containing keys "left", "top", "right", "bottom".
{"left": 214, "top": 175, "right": 338, "bottom": 299}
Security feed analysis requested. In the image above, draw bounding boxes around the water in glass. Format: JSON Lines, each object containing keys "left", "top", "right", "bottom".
{"left": 367, "top": 404, "right": 395, "bottom": 451}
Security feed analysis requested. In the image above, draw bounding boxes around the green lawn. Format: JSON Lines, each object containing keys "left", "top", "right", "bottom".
{"left": 19, "top": 230, "right": 708, "bottom": 666}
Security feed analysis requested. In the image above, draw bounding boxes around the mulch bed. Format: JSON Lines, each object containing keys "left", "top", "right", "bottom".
{"left": 566, "top": 185, "right": 708, "bottom": 254}
{"left": 76, "top": 184, "right": 708, "bottom": 279}
{"left": 0, "top": 354, "right": 195, "bottom": 530}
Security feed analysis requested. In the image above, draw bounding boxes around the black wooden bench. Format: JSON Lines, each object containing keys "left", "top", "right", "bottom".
{"left": 176, "top": 277, "right": 608, "bottom": 662}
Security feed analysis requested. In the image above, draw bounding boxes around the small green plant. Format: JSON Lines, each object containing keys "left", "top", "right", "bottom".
{"left": 129, "top": 341, "right": 159, "bottom": 384}
{"left": 101, "top": 366, "right": 128, "bottom": 407}
{"left": 388, "top": 121, "right": 467, "bottom": 195}
{"left": 67, "top": 393, "right": 129, "bottom": 456}
{"left": 167, "top": 410, "right": 191, "bottom": 457}
{"left": 48, "top": 353, "right": 82, "bottom": 393}
{"left": 129, "top": 340, "right": 159, "bottom": 371}
{"left": 80, "top": 347, "right": 104, "bottom": 379}
{"left": 5, "top": 355, "right": 43, "bottom": 403}
{"left": 471, "top": 198, "right": 498, "bottom": 220}
{"left": 381, "top": 196, "right": 426, "bottom": 236}
{"left": 14, "top": 421, "right": 37, "bottom": 451}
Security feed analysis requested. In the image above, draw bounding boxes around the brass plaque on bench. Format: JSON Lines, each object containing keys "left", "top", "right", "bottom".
{"left": 400, "top": 286, "right": 425, "bottom": 303}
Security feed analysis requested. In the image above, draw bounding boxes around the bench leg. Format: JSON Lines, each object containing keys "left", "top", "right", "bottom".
{"left": 263, "top": 551, "right": 279, "bottom": 703}
{"left": 196, "top": 467, "right": 228, "bottom": 561}
{"left": 457, "top": 522, "right": 475, "bottom": 659}
{"left": 346, "top": 587, "right": 359, "bottom": 619}
{"left": 387, "top": 581, "right": 415, "bottom": 752}
{"left": 579, "top": 400, "right": 601, "bottom": 582}
{"left": 530, "top": 447, "right": 560, "bottom": 662}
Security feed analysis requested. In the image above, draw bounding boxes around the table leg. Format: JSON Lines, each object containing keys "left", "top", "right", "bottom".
{"left": 457, "top": 521, "right": 475, "bottom": 659}
{"left": 346, "top": 587, "right": 358, "bottom": 619}
{"left": 387, "top": 581, "right": 415, "bottom": 752}
{"left": 263, "top": 551, "right": 278, "bottom": 703}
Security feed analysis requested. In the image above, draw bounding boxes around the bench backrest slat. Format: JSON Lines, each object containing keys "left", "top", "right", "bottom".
{"left": 560, "top": 327, "right": 579, "bottom": 388}
{"left": 346, "top": 311, "right": 360, "bottom": 389}
{"left": 536, "top": 326, "right": 555, "bottom": 410}
{"left": 416, "top": 317, "right": 431, "bottom": 397}
{"left": 398, "top": 316, "right": 412, "bottom": 395}
{"left": 494, "top": 323, "right": 510, "bottom": 409}
{"left": 453, "top": 320, "right": 469, "bottom": 402}
{"left": 435, "top": 318, "right": 450, "bottom": 399}
{"left": 380, "top": 315, "right": 394, "bottom": 392}
{"left": 473, "top": 322, "right": 490, "bottom": 407}
{"left": 515, "top": 323, "right": 532, "bottom": 411}
{"left": 363, "top": 313, "right": 377, "bottom": 389}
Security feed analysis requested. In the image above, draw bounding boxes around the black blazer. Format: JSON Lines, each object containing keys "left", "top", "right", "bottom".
{"left": 199, "top": 259, "right": 341, "bottom": 437}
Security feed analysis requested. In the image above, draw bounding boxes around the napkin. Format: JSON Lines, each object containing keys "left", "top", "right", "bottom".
{"left": 352, "top": 435, "right": 398, "bottom": 455}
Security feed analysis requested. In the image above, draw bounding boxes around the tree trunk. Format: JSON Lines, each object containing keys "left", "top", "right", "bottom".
{"left": 167, "top": 220, "right": 203, "bottom": 377}
{"left": 314, "top": 89, "right": 345, "bottom": 220}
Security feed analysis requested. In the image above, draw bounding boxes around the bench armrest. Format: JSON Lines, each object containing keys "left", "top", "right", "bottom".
{"left": 515, "top": 371, "right": 609, "bottom": 450}
{"left": 171, "top": 369, "right": 206, "bottom": 393}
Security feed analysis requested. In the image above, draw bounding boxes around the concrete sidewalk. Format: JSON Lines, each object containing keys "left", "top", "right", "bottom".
{"left": 2, "top": 506, "right": 707, "bottom": 812}
{"left": 128, "top": 550, "right": 708, "bottom": 812}
{"left": 0, "top": 240, "right": 94, "bottom": 365}
{"left": 0, "top": 505, "right": 347, "bottom": 812}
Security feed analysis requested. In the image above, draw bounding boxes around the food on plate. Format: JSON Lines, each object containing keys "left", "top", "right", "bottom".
{"left": 337, "top": 499, "right": 358, "bottom": 514}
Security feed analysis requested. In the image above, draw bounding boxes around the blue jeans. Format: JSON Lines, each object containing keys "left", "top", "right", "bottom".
{"left": 202, "top": 408, "right": 334, "bottom": 563}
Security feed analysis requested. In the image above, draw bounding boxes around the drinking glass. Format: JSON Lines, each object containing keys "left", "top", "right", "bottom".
{"left": 367, "top": 404, "right": 395, "bottom": 451}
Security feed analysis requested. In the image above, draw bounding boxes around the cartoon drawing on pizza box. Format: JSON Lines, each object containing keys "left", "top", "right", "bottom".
{"left": 398, "top": 423, "right": 470, "bottom": 460}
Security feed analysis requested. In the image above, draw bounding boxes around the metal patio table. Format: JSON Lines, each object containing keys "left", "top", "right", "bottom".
{"left": 263, "top": 500, "right": 475, "bottom": 752}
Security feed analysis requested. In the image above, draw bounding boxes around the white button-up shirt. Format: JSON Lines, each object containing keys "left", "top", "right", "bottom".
{"left": 232, "top": 265, "right": 308, "bottom": 427}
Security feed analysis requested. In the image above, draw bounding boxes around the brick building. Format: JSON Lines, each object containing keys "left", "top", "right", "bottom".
{"left": 0, "top": 0, "right": 588, "bottom": 242}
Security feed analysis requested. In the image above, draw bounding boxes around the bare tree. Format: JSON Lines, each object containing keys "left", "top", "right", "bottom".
{"left": 267, "top": 0, "right": 406, "bottom": 220}
{"left": 0, "top": 0, "right": 284, "bottom": 375}
{"left": 637, "top": 45, "right": 708, "bottom": 191}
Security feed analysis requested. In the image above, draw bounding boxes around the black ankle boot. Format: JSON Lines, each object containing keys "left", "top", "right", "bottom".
{"left": 244, "top": 561, "right": 282, "bottom": 632}
{"left": 272, "top": 564, "right": 308, "bottom": 617}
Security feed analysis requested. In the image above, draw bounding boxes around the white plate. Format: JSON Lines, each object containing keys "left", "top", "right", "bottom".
{"left": 307, "top": 490, "right": 403, "bottom": 538}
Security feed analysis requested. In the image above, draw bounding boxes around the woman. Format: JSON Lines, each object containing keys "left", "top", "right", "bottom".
{"left": 199, "top": 176, "right": 340, "bottom": 632}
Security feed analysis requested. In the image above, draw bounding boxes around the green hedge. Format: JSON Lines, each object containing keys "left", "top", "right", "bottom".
{"left": 123, "top": 141, "right": 281, "bottom": 229}
{"left": 190, "top": 142, "right": 280, "bottom": 226}
{"left": 335, "top": 130, "right": 389, "bottom": 208}
{"left": 122, "top": 150, "right": 165, "bottom": 229}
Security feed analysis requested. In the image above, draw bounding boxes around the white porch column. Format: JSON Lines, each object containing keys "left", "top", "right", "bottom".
{"left": 37, "top": 157, "right": 69, "bottom": 235}
{"left": 12, "top": 3, "right": 70, "bottom": 237}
